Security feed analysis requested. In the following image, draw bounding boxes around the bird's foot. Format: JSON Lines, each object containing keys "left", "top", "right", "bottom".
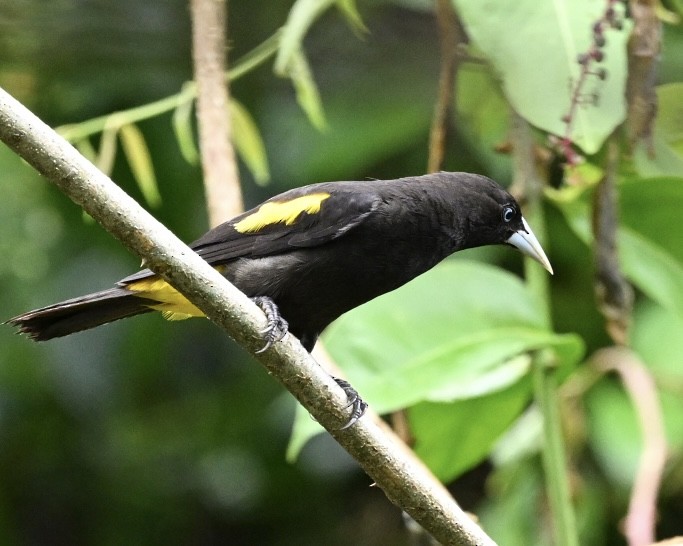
{"left": 252, "top": 296, "right": 289, "bottom": 353}
{"left": 332, "top": 377, "right": 367, "bottom": 429}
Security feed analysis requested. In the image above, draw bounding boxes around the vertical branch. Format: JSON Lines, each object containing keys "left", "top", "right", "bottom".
{"left": 511, "top": 111, "right": 579, "bottom": 546}
{"left": 427, "top": 0, "right": 463, "bottom": 173}
{"left": 592, "top": 138, "right": 633, "bottom": 344}
{"left": 190, "top": 0, "right": 244, "bottom": 226}
{"left": 625, "top": 0, "right": 661, "bottom": 154}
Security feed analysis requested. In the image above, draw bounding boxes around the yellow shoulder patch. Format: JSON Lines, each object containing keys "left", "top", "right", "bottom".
{"left": 234, "top": 193, "right": 331, "bottom": 233}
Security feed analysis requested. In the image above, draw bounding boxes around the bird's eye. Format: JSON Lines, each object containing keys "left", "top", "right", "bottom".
{"left": 502, "top": 205, "right": 515, "bottom": 223}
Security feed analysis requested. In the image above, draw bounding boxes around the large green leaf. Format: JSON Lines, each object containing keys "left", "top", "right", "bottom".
{"left": 550, "top": 183, "right": 683, "bottom": 321}
{"left": 409, "top": 378, "right": 532, "bottom": 482}
{"left": 287, "top": 261, "right": 583, "bottom": 459}
{"left": 619, "top": 176, "right": 683, "bottom": 264}
{"left": 453, "top": 0, "right": 630, "bottom": 153}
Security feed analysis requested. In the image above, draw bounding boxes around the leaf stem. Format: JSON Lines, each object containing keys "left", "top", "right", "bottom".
{"left": 511, "top": 111, "right": 579, "bottom": 546}
{"left": 57, "top": 31, "right": 281, "bottom": 143}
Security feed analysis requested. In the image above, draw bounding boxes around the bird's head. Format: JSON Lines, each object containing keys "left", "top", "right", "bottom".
{"left": 441, "top": 173, "right": 553, "bottom": 274}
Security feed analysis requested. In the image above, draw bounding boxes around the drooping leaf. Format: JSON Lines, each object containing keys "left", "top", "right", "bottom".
{"left": 172, "top": 85, "right": 199, "bottom": 165}
{"left": 96, "top": 123, "right": 118, "bottom": 176}
{"left": 274, "top": 0, "right": 365, "bottom": 75}
{"left": 75, "top": 137, "right": 98, "bottom": 163}
{"left": 335, "top": 0, "right": 367, "bottom": 35}
{"left": 284, "top": 48, "right": 327, "bottom": 131}
{"left": 229, "top": 99, "right": 270, "bottom": 185}
{"left": 119, "top": 123, "right": 162, "bottom": 208}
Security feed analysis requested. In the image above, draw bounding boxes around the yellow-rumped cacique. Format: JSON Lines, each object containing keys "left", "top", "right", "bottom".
{"left": 7, "top": 172, "right": 553, "bottom": 426}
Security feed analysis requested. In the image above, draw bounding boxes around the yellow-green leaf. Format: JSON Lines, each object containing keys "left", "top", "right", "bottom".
{"left": 172, "top": 85, "right": 199, "bottom": 165}
{"left": 286, "top": 49, "right": 327, "bottom": 131}
{"left": 119, "top": 123, "right": 162, "bottom": 208}
{"left": 336, "top": 0, "right": 367, "bottom": 35}
{"left": 274, "top": 0, "right": 334, "bottom": 76}
{"left": 96, "top": 125, "right": 118, "bottom": 176}
{"left": 229, "top": 99, "right": 270, "bottom": 186}
{"left": 75, "top": 137, "right": 98, "bottom": 163}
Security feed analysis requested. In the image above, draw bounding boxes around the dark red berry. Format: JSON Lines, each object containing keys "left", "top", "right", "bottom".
{"left": 595, "top": 34, "right": 606, "bottom": 47}
{"left": 577, "top": 53, "right": 589, "bottom": 65}
{"left": 592, "top": 49, "right": 604, "bottom": 62}
{"left": 595, "top": 68, "right": 608, "bottom": 80}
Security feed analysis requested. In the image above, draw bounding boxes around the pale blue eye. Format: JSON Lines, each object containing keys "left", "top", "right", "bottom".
{"left": 502, "top": 206, "right": 515, "bottom": 223}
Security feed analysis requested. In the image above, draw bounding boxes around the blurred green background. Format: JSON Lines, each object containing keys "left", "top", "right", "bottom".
{"left": 2, "top": 1, "right": 683, "bottom": 545}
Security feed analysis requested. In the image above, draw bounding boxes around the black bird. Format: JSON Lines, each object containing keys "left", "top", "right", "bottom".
{"left": 7, "top": 172, "right": 552, "bottom": 424}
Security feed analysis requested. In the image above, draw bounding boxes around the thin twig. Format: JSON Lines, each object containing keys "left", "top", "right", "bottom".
{"left": 0, "top": 86, "right": 497, "bottom": 546}
{"left": 427, "top": 0, "right": 462, "bottom": 173}
{"left": 592, "top": 137, "right": 666, "bottom": 546}
{"left": 592, "top": 347, "right": 667, "bottom": 546}
{"left": 190, "top": 0, "right": 243, "bottom": 225}
{"left": 592, "top": 137, "right": 633, "bottom": 344}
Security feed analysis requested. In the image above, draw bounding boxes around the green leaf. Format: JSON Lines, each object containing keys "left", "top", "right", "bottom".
{"left": 453, "top": 0, "right": 631, "bottom": 153}
{"left": 633, "top": 301, "right": 683, "bottom": 381}
{"left": 586, "top": 380, "right": 683, "bottom": 487}
{"left": 337, "top": 326, "right": 581, "bottom": 410}
{"left": 274, "top": 0, "right": 336, "bottom": 76}
{"left": 274, "top": 0, "right": 365, "bottom": 75}
{"left": 75, "top": 137, "right": 98, "bottom": 163}
{"left": 119, "top": 123, "right": 162, "bottom": 208}
{"left": 410, "top": 378, "right": 532, "bottom": 481}
{"left": 96, "top": 123, "right": 118, "bottom": 176}
{"left": 457, "top": 64, "right": 512, "bottom": 181}
{"left": 171, "top": 84, "right": 199, "bottom": 165}
{"left": 620, "top": 177, "right": 683, "bottom": 264}
{"left": 285, "top": 49, "right": 327, "bottom": 131}
{"left": 287, "top": 261, "right": 583, "bottom": 459}
{"left": 550, "top": 187, "right": 683, "bottom": 321}
{"left": 229, "top": 99, "right": 270, "bottom": 185}
{"left": 335, "top": 0, "right": 367, "bottom": 35}
{"left": 620, "top": 227, "right": 683, "bottom": 320}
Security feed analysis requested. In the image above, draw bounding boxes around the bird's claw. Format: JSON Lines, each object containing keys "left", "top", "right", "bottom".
{"left": 333, "top": 377, "right": 367, "bottom": 429}
{"left": 252, "top": 296, "right": 289, "bottom": 353}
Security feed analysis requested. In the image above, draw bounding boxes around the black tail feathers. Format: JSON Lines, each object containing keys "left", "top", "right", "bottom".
{"left": 6, "top": 288, "right": 155, "bottom": 341}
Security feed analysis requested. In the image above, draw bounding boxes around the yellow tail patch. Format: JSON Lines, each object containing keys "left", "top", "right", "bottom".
{"left": 234, "top": 193, "right": 331, "bottom": 233}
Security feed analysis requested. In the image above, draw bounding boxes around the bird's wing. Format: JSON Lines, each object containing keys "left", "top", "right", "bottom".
{"left": 192, "top": 183, "right": 381, "bottom": 262}
{"left": 119, "top": 183, "right": 381, "bottom": 286}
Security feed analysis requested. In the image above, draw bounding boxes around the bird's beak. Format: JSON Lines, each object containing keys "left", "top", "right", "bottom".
{"left": 507, "top": 217, "right": 554, "bottom": 274}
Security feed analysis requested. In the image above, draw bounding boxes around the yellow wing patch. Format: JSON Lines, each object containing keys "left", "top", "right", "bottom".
{"left": 127, "top": 278, "right": 204, "bottom": 321}
{"left": 233, "top": 193, "right": 331, "bottom": 233}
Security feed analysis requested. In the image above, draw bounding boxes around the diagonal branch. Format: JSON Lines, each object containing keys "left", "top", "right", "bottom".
{"left": 0, "top": 86, "right": 496, "bottom": 546}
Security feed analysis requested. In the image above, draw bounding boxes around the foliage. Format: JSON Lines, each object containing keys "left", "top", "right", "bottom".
{"left": 1, "top": 0, "right": 683, "bottom": 544}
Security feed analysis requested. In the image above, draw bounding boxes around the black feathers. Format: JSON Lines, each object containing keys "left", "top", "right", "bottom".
{"left": 7, "top": 172, "right": 552, "bottom": 347}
